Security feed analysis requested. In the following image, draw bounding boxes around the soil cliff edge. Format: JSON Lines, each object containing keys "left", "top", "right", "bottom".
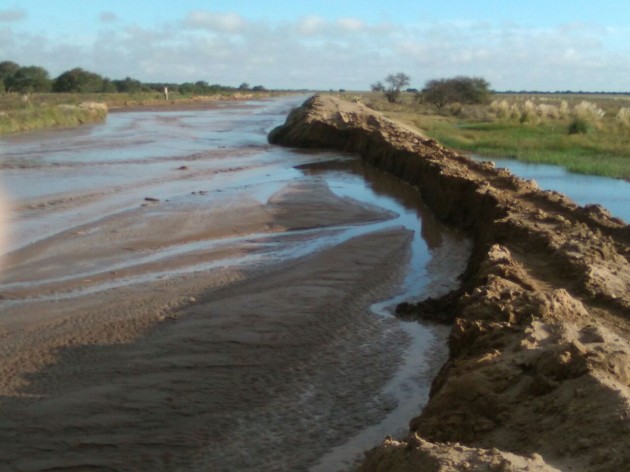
{"left": 269, "top": 95, "right": 630, "bottom": 472}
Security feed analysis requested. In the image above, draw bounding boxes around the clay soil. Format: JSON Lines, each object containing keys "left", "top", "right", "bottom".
{"left": 269, "top": 95, "right": 630, "bottom": 472}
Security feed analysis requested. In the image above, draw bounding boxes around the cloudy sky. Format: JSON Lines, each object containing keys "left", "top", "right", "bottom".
{"left": 2, "top": 0, "right": 630, "bottom": 91}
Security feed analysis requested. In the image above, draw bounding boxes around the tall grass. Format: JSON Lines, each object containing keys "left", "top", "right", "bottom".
{"left": 0, "top": 101, "right": 108, "bottom": 134}
{"left": 343, "top": 91, "right": 630, "bottom": 180}
{"left": 0, "top": 90, "right": 276, "bottom": 135}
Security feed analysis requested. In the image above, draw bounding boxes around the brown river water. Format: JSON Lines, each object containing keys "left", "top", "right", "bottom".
{"left": 0, "top": 97, "right": 469, "bottom": 471}
{"left": 0, "top": 96, "right": 466, "bottom": 471}
{"left": 1, "top": 95, "right": 628, "bottom": 471}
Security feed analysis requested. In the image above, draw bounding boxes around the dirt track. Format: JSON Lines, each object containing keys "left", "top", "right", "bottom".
{"left": 269, "top": 95, "right": 630, "bottom": 471}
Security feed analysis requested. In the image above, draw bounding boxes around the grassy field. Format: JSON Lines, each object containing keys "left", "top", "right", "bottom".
{"left": 0, "top": 90, "right": 274, "bottom": 135}
{"left": 341, "top": 91, "right": 630, "bottom": 180}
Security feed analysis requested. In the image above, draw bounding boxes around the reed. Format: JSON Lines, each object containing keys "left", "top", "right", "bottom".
{"left": 0, "top": 101, "right": 108, "bottom": 134}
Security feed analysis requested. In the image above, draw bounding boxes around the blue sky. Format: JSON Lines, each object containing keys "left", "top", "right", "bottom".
{"left": 2, "top": 0, "right": 630, "bottom": 91}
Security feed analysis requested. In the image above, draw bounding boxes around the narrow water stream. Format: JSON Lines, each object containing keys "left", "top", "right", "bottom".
{"left": 305, "top": 160, "right": 470, "bottom": 470}
{"left": 471, "top": 155, "right": 630, "bottom": 223}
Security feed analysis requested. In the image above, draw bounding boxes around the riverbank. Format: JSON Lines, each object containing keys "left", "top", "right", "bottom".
{"left": 0, "top": 91, "right": 281, "bottom": 134}
{"left": 0, "top": 100, "right": 108, "bottom": 134}
{"left": 344, "top": 92, "right": 630, "bottom": 180}
{"left": 269, "top": 95, "right": 630, "bottom": 471}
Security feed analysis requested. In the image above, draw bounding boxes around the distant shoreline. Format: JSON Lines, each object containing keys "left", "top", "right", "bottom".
{"left": 0, "top": 91, "right": 296, "bottom": 135}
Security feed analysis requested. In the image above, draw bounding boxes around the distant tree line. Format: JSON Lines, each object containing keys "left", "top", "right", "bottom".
{"left": 0, "top": 61, "right": 266, "bottom": 95}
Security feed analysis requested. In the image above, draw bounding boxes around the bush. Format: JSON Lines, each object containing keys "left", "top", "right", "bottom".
{"left": 422, "top": 76, "right": 491, "bottom": 110}
{"left": 568, "top": 117, "right": 590, "bottom": 135}
{"left": 573, "top": 101, "right": 605, "bottom": 122}
{"left": 616, "top": 107, "right": 630, "bottom": 127}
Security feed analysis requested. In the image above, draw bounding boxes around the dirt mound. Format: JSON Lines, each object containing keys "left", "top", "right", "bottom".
{"left": 269, "top": 95, "right": 630, "bottom": 471}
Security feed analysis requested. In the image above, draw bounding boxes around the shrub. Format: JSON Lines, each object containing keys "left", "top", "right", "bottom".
{"left": 519, "top": 99, "right": 538, "bottom": 124}
{"left": 536, "top": 104, "right": 560, "bottom": 120}
{"left": 568, "top": 117, "right": 590, "bottom": 135}
{"left": 490, "top": 99, "right": 510, "bottom": 118}
{"left": 616, "top": 107, "right": 630, "bottom": 126}
{"left": 422, "top": 76, "right": 491, "bottom": 110}
{"left": 573, "top": 100, "right": 605, "bottom": 122}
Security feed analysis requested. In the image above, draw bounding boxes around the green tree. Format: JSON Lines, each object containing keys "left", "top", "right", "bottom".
{"left": 0, "top": 60, "right": 21, "bottom": 92}
{"left": 422, "top": 76, "right": 491, "bottom": 110}
{"left": 53, "top": 68, "right": 106, "bottom": 93}
{"left": 5, "top": 66, "right": 51, "bottom": 93}
{"left": 112, "top": 76, "right": 143, "bottom": 93}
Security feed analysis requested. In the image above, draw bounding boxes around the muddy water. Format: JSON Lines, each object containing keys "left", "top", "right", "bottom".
{"left": 305, "top": 160, "right": 470, "bottom": 471}
{"left": 0, "top": 97, "right": 469, "bottom": 471}
{"left": 471, "top": 155, "right": 630, "bottom": 223}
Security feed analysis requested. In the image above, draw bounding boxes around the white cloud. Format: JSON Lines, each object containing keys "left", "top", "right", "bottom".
{"left": 297, "top": 15, "right": 326, "bottom": 35}
{"left": 0, "top": 8, "right": 25, "bottom": 22}
{"left": 2, "top": 11, "right": 630, "bottom": 91}
{"left": 337, "top": 18, "right": 364, "bottom": 32}
{"left": 99, "top": 11, "right": 119, "bottom": 23}
{"left": 184, "top": 11, "right": 246, "bottom": 33}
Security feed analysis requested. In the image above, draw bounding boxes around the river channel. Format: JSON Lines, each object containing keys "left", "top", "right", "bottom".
{"left": 0, "top": 96, "right": 469, "bottom": 471}
{"left": 2, "top": 95, "right": 628, "bottom": 471}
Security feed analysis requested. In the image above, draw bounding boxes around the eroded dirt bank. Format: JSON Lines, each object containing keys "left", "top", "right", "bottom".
{"left": 269, "top": 95, "right": 630, "bottom": 471}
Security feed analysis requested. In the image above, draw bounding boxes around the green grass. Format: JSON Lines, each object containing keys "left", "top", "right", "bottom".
{"left": 0, "top": 102, "right": 108, "bottom": 134}
{"left": 0, "top": 90, "right": 277, "bottom": 135}
{"left": 340, "top": 91, "right": 630, "bottom": 180}
{"left": 419, "top": 118, "right": 630, "bottom": 179}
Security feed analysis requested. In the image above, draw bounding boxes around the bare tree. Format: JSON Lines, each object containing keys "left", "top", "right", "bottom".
{"left": 383, "top": 73, "right": 410, "bottom": 103}
{"left": 371, "top": 81, "right": 385, "bottom": 92}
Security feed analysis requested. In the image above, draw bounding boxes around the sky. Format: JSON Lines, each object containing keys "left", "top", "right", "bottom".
{"left": 1, "top": 0, "right": 630, "bottom": 91}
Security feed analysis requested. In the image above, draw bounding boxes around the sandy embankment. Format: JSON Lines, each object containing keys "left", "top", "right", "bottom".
{"left": 0, "top": 169, "right": 426, "bottom": 471}
{"left": 269, "top": 95, "right": 630, "bottom": 471}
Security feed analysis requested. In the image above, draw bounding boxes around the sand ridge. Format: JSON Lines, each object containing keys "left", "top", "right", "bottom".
{"left": 269, "top": 94, "right": 630, "bottom": 472}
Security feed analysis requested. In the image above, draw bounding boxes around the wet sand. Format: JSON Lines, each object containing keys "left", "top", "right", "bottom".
{"left": 0, "top": 98, "right": 469, "bottom": 471}
{"left": 0, "top": 182, "right": 412, "bottom": 471}
{"left": 269, "top": 95, "right": 630, "bottom": 472}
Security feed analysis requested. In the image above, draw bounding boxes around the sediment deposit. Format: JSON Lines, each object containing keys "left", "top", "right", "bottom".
{"left": 269, "top": 95, "right": 630, "bottom": 471}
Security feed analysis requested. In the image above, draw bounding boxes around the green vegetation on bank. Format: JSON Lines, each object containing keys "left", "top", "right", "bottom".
{"left": 0, "top": 60, "right": 276, "bottom": 134}
{"left": 345, "top": 90, "right": 630, "bottom": 180}
{"left": 0, "top": 89, "right": 276, "bottom": 135}
{"left": 0, "top": 99, "right": 108, "bottom": 134}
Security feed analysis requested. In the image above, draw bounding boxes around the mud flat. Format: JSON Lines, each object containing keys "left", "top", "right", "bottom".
{"left": 269, "top": 95, "right": 630, "bottom": 471}
{"left": 0, "top": 97, "right": 474, "bottom": 471}
{"left": 0, "top": 177, "right": 414, "bottom": 471}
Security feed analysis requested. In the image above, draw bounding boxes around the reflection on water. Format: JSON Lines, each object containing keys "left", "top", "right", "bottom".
{"left": 471, "top": 155, "right": 630, "bottom": 223}
{"left": 305, "top": 159, "right": 469, "bottom": 471}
